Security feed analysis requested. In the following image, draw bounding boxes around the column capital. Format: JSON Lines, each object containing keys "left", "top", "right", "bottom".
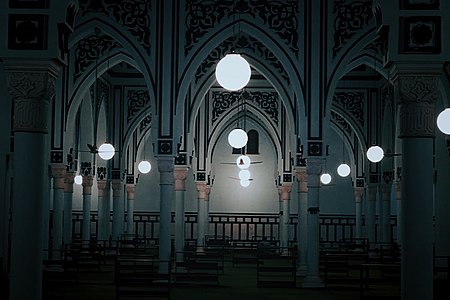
{"left": 381, "top": 183, "right": 392, "bottom": 197}
{"left": 50, "top": 164, "right": 66, "bottom": 189}
{"left": 174, "top": 166, "right": 189, "bottom": 191}
{"left": 82, "top": 175, "right": 94, "bottom": 195}
{"left": 126, "top": 184, "right": 136, "bottom": 200}
{"left": 196, "top": 182, "right": 210, "bottom": 201}
{"left": 111, "top": 180, "right": 123, "bottom": 198}
{"left": 5, "top": 61, "right": 60, "bottom": 133}
{"left": 278, "top": 183, "right": 292, "bottom": 201}
{"left": 354, "top": 186, "right": 364, "bottom": 203}
{"left": 294, "top": 167, "right": 308, "bottom": 193}
{"left": 396, "top": 181, "right": 402, "bottom": 200}
{"left": 97, "top": 179, "right": 107, "bottom": 197}
{"left": 366, "top": 184, "right": 377, "bottom": 201}
{"left": 157, "top": 156, "right": 174, "bottom": 185}
{"left": 391, "top": 64, "right": 442, "bottom": 138}
{"left": 64, "top": 171, "right": 76, "bottom": 193}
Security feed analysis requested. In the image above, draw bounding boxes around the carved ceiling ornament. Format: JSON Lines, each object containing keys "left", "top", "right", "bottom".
{"left": 333, "top": 91, "right": 365, "bottom": 126}
{"left": 127, "top": 89, "right": 150, "bottom": 122}
{"left": 185, "top": 0, "right": 299, "bottom": 57}
{"left": 79, "top": 0, "right": 151, "bottom": 54}
{"left": 333, "top": 0, "right": 373, "bottom": 58}
{"left": 211, "top": 90, "right": 279, "bottom": 125}
{"left": 73, "top": 34, "right": 121, "bottom": 83}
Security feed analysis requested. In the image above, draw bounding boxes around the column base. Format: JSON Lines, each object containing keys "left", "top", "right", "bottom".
{"left": 302, "top": 275, "right": 324, "bottom": 288}
{"left": 297, "top": 264, "right": 307, "bottom": 276}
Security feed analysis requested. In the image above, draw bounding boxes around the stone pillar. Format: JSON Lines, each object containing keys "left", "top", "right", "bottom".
{"left": 303, "top": 158, "right": 324, "bottom": 287}
{"left": 196, "top": 182, "right": 210, "bottom": 253}
{"left": 157, "top": 157, "right": 174, "bottom": 273}
{"left": 295, "top": 167, "right": 308, "bottom": 275}
{"left": 50, "top": 164, "right": 66, "bottom": 256}
{"left": 97, "top": 180, "right": 108, "bottom": 241}
{"left": 366, "top": 184, "right": 377, "bottom": 246}
{"left": 380, "top": 183, "right": 393, "bottom": 243}
{"left": 111, "top": 180, "right": 124, "bottom": 240}
{"left": 81, "top": 175, "right": 93, "bottom": 241}
{"left": 174, "top": 166, "right": 188, "bottom": 262}
{"left": 126, "top": 184, "right": 136, "bottom": 236}
{"left": 395, "top": 181, "right": 401, "bottom": 245}
{"left": 354, "top": 186, "right": 364, "bottom": 239}
{"left": 6, "top": 62, "right": 58, "bottom": 300}
{"left": 63, "top": 172, "right": 75, "bottom": 245}
{"left": 394, "top": 68, "right": 439, "bottom": 300}
{"left": 279, "top": 183, "right": 292, "bottom": 254}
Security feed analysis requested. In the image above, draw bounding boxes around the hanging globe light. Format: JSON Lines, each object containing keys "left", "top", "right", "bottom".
{"left": 238, "top": 169, "right": 251, "bottom": 181}
{"left": 337, "top": 163, "right": 351, "bottom": 177}
{"left": 215, "top": 54, "right": 251, "bottom": 91}
{"left": 236, "top": 155, "right": 251, "bottom": 169}
{"left": 138, "top": 160, "right": 151, "bottom": 174}
{"left": 240, "top": 179, "right": 251, "bottom": 187}
{"left": 228, "top": 128, "right": 248, "bottom": 148}
{"left": 437, "top": 108, "right": 450, "bottom": 134}
{"left": 74, "top": 175, "right": 83, "bottom": 185}
{"left": 367, "top": 145, "right": 384, "bottom": 163}
{"left": 320, "top": 173, "right": 332, "bottom": 185}
{"left": 98, "top": 143, "right": 115, "bottom": 160}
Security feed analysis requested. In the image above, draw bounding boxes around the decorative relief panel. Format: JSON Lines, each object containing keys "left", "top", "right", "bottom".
{"left": 79, "top": 0, "right": 151, "bottom": 54}
{"left": 73, "top": 34, "right": 121, "bottom": 83}
{"left": 195, "top": 34, "right": 289, "bottom": 85}
{"left": 330, "top": 110, "right": 353, "bottom": 136}
{"left": 127, "top": 90, "right": 150, "bottom": 122}
{"left": 211, "top": 90, "right": 279, "bottom": 125}
{"left": 400, "top": 16, "right": 441, "bottom": 54}
{"left": 363, "top": 36, "right": 384, "bottom": 57}
{"left": 8, "top": 14, "right": 48, "bottom": 50}
{"left": 139, "top": 115, "right": 152, "bottom": 133}
{"left": 185, "top": 0, "right": 299, "bottom": 57}
{"left": 333, "top": 91, "right": 365, "bottom": 126}
{"left": 332, "top": 0, "right": 373, "bottom": 58}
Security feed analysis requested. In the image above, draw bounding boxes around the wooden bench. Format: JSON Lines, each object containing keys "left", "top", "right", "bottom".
{"left": 359, "top": 263, "right": 400, "bottom": 299}
{"left": 256, "top": 250, "right": 296, "bottom": 287}
{"left": 114, "top": 258, "right": 170, "bottom": 299}
{"left": 174, "top": 251, "right": 221, "bottom": 286}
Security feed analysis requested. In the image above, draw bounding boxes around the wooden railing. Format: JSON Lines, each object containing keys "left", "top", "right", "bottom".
{"left": 67, "top": 211, "right": 398, "bottom": 244}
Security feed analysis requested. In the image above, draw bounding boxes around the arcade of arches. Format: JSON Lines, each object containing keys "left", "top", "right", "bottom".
{"left": 0, "top": 1, "right": 450, "bottom": 299}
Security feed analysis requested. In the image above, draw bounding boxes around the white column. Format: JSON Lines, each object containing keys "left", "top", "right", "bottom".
{"left": 380, "top": 183, "right": 392, "bottom": 243}
{"left": 303, "top": 158, "right": 324, "bottom": 288}
{"left": 6, "top": 62, "right": 58, "bottom": 300}
{"left": 196, "top": 182, "right": 210, "bottom": 253}
{"left": 81, "top": 175, "right": 93, "bottom": 241}
{"left": 111, "top": 180, "right": 124, "bottom": 240}
{"left": 50, "top": 164, "right": 66, "bottom": 256}
{"left": 96, "top": 179, "right": 108, "bottom": 240}
{"left": 157, "top": 157, "right": 174, "bottom": 273}
{"left": 295, "top": 167, "right": 308, "bottom": 276}
{"left": 279, "top": 183, "right": 292, "bottom": 254}
{"left": 126, "top": 184, "right": 136, "bottom": 235}
{"left": 366, "top": 184, "right": 377, "bottom": 246}
{"left": 395, "top": 69, "right": 438, "bottom": 300}
{"left": 395, "top": 181, "right": 401, "bottom": 245}
{"left": 354, "top": 186, "right": 364, "bottom": 239}
{"left": 63, "top": 172, "right": 75, "bottom": 245}
{"left": 174, "top": 166, "right": 188, "bottom": 262}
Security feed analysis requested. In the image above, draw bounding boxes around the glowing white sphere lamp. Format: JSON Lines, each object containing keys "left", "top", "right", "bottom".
{"left": 236, "top": 155, "right": 251, "bottom": 169}
{"left": 228, "top": 129, "right": 248, "bottom": 148}
{"left": 138, "top": 160, "right": 152, "bottom": 174}
{"left": 437, "top": 108, "right": 450, "bottom": 134}
{"left": 367, "top": 145, "right": 384, "bottom": 163}
{"left": 74, "top": 175, "right": 83, "bottom": 185}
{"left": 98, "top": 143, "right": 115, "bottom": 160}
{"left": 337, "top": 163, "right": 351, "bottom": 177}
{"left": 320, "top": 173, "right": 332, "bottom": 185}
{"left": 239, "top": 169, "right": 251, "bottom": 181}
{"left": 240, "top": 179, "right": 251, "bottom": 187}
{"left": 215, "top": 54, "right": 251, "bottom": 91}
